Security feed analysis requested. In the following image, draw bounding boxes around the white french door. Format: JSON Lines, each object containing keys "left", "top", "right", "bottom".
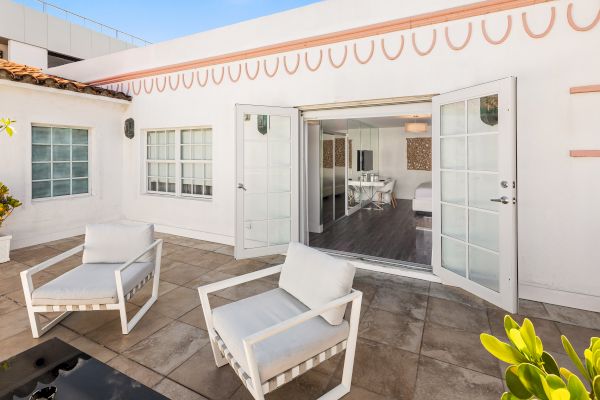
{"left": 235, "top": 105, "right": 300, "bottom": 259}
{"left": 432, "top": 78, "right": 518, "bottom": 312}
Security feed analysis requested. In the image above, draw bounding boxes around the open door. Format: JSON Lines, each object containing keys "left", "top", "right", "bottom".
{"left": 432, "top": 78, "right": 517, "bottom": 312}
{"left": 235, "top": 105, "right": 300, "bottom": 259}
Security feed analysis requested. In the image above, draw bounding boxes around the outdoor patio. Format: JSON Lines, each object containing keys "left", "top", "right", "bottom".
{"left": 1, "top": 234, "right": 600, "bottom": 400}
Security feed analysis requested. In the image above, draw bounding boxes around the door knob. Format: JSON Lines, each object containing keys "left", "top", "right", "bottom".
{"left": 490, "top": 196, "right": 509, "bottom": 204}
{"left": 237, "top": 183, "right": 247, "bottom": 191}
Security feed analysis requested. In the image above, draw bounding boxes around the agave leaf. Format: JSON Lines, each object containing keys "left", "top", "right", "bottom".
{"left": 543, "top": 352, "right": 561, "bottom": 376}
{"left": 562, "top": 336, "right": 591, "bottom": 383}
{"left": 506, "top": 366, "right": 533, "bottom": 399}
{"left": 518, "top": 363, "right": 550, "bottom": 400}
{"left": 481, "top": 334, "right": 526, "bottom": 364}
{"left": 592, "top": 376, "right": 600, "bottom": 398}
{"left": 521, "top": 319, "right": 539, "bottom": 357}
{"left": 567, "top": 375, "right": 590, "bottom": 400}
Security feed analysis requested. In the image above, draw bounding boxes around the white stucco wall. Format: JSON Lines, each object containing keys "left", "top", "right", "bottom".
{"left": 8, "top": 40, "right": 47, "bottom": 69}
{"left": 17, "top": 0, "right": 600, "bottom": 311}
{"left": 0, "top": 82, "right": 129, "bottom": 248}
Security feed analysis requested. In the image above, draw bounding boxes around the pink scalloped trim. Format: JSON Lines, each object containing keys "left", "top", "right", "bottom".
{"left": 197, "top": 70, "right": 209, "bottom": 87}
{"left": 283, "top": 54, "right": 300, "bottom": 75}
{"left": 143, "top": 78, "right": 154, "bottom": 94}
{"left": 412, "top": 30, "right": 437, "bottom": 56}
{"left": 168, "top": 74, "right": 180, "bottom": 91}
{"left": 182, "top": 72, "right": 195, "bottom": 89}
{"left": 211, "top": 67, "right": 225, "bottom": 85}
{"left": 304, "top": 50, "right": 323, "bottom": 72}
{"left": 263, "top": 58, "right": 280, "bottom": 78}
{"left": 328, "top": 45, "right": 348, "bottom": 68}
{"left": 228, "top": 64, "right": 242, "bottom": 83}
{"left": 132, "top": 80, "right": 142, "bottom": 95}
{"left": 380, "top": 36, "right": 404, "bottom": 60}
{"left": 482, "top": 15, "right": 512, "bottom": 45}
{"left": 155, "top": 76, "right": 166, "bottom": 92}
{"left": 444, "top": 23, "right": 472, "bottom": 50}
{"left": 245, "top": 61, "right": 260, "bottom": 80}
{"left": 353, "top": 41, "right": 375, "bottom": 64}
{"left": 522, "top": 6, "right": 555, "bottom": 38}
{"left": 567, "top": 2, "right": 600, "bottom": 32}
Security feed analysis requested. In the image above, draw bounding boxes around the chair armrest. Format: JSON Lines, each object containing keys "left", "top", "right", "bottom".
{"left": 114, "top": 239, "right": 163, "bottom": 273}
{"left": 20, "top": 244, "right": 84, "bottom": 278}
{"left": 243, "top": 289, "right": 362, "bottom": 347}
{"left": 198, "top": 264, "right": 282, "bottom": 295}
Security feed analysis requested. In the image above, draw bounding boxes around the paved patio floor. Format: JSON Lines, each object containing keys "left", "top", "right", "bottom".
{"left": 2, "top": 234, "right": 600, "bottom": 399}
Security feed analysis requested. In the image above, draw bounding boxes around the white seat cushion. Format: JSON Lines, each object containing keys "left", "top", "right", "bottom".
{"left": 83, "top": 223, "right": 154, "bottom": 264}
{"left": 279, "top": 242, "right": 355, "bottom": 325}
{"left": 212, "top": 288, "right": 349, "bottom": 383}
{"left": 31, "top": 262, "right": 154, "bottom": 306}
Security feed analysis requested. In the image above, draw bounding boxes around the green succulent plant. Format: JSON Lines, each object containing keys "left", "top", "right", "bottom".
{"left": 481, "top": 315, "right": 600, "bottom": 400}
{"left": 0, "top": 118, "right": 16, "bottom": 137}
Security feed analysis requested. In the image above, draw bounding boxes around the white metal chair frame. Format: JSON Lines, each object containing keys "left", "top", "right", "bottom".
{"left": 198, "top": 265, "right": 363, "bottom": 400}
{"left": 20, "top": 239, "right": 163, "bottom": 338}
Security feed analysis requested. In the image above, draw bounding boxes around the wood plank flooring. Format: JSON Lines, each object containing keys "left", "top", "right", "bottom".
{"left": 309, "top": 199, "right": 432, "bottom": 265}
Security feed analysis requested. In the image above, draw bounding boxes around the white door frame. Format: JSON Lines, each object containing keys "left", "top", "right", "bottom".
{"left": 235, "top": 104, "right": 300, "bottom": 259}
{"left": 432, "top": 77, "right": 518, "bottom": 313}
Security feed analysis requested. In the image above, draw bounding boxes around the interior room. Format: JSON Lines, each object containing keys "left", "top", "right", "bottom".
{"left": 307, "top": 113, "right": 433, "bottom": 267}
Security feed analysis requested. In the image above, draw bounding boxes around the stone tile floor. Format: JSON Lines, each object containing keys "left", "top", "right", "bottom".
{"left": 2, "top": 233, "right": 600, "bottom": 399}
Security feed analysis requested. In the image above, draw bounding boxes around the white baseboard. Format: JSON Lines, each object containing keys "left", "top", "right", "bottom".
{"left": 519, "top": 282, "right": 600, "bottom": 313}
{"left": 151, "top": 222, "right": 234, "bottom": 246}
{"left": 11, "top": 226, "right": 86, "bottom": 250}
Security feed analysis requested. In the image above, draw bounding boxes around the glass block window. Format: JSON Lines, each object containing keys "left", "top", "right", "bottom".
{"left": 145, "top": 128, "right": 212, "bottom": 198}
{"left": 32, "top": 126, "right": 89, "bottom": 199}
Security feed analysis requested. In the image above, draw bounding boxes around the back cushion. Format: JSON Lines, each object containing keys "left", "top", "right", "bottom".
{"left": 82, "top": 223, "right": 154, "bottom": 264}
{"left": 279, "top": 242, "right": 355, "bottom": 325}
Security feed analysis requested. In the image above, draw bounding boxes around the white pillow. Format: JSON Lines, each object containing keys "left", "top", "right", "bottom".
{"left": 82, "top": 223, "right": 154, "bottom": 264}
{"left": 279, "top": 242, "right": 355, "bottom": 325}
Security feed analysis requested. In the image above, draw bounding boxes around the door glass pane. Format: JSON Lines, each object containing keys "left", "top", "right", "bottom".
{"left": 269, "top": 116, "right": 291, "bottom": 140}
{"left": 269, "top": 219, "right": 290, "bottom": 245}
{"left": 442, "top": 204, "right": 466, "bottom": 241}
{"left": 268, "top": 192, "right": 291, "bottom": 219}
{"left": 468, "top": 95, "right": 498, "bottom": 134}
{"left": 245, "top": 169, "right": 268, "bottom": 193}
{"left": 269, "top": 168, "right": 290, "bottom": 193}
{"left": 468, "top": 134, "right": 497, "bottom": 171}
{"left": 244, "top": 142, "right": 268, "bottom": 168}
{"left": 468, "top": 173, "right": 499, "bottom": 211}
{"left": 244, "top": 220, "right": 268, "bottom": 249}
{"left": 469, "top": 246, "right": 499, "bottom": 292}
{"left": 441, "top": 171, "right": 466, "bottom": 205}
{"left": 441, "top": 137, "right": 465, "bottom": 170}
{"left": 442, "top": 237, "right": 466, "bottom": 277}
{"left": 441, "top": 101, "right": 465, "bottom": 136}
{"left": 469, "top": 210, "right": 498, "bottom": 251}
{"left": 244, "top": 193, "right": 267, "bottom": 221}
{"left": 269, "top": 141, "right": 290, "bottom": 167}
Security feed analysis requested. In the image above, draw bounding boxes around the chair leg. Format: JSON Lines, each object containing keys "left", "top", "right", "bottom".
{"left": 27, "top": 308, "right": 43, "bottom": 339}
{"left": 210, "top": 340, "right": 228, "bottom": 368}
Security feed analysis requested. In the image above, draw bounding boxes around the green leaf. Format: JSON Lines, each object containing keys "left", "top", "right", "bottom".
{"left": 481, "top": 333, "right": 526, "bottom": 364}
{"left": 505, "top": 315, "right": 521, "bottom": 337}
{"left": 506, "top": 366, "right": 533, "bottom": 399}
{"left": 592, "top": 375, "right": 600, "bottom": 398}
{"left": 503, "top": 392, "right": 523, "bottom": 400}
{"left": 560, "top": 368, "right": 575, "bottom": 381}
{"left": 518, "top": 363, "right": 550, "bottom": 400}
{"left": 549, "top": 388, "right": 570, "bottom": 400}
{"left": 567, "top": 375, "right": 590, "bottom": 400}
{"left": 546, "top": 374, "right": 567, "bottom": 391}
{"left": 543, "top": 352, "right": 561, "bottom": 375}
{"left": 510, "top": 329, "right": 529, "bottom": 354}
{"left": 521, "top": 319, "right": 539, "bottom": 357}
{"left": 562, "top": 336, "right": 591, "bottom": 383}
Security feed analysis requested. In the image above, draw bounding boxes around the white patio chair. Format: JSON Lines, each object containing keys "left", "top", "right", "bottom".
{"left": 20, "top": 223, "right": 162, "bottom": 338}
{"left": 198, "top": 242, "right": 362, "bottom": 400}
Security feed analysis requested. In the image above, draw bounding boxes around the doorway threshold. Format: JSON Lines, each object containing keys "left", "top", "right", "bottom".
{"left": 313, "top": 247, "right": 441, "bottom": 283}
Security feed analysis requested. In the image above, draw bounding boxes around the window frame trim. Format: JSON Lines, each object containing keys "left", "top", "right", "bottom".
{"left": 142, "top": 126, "right": 213, "bottom": 200}
{"left": 30, "top": 123, "right": 92, "bottom": 202}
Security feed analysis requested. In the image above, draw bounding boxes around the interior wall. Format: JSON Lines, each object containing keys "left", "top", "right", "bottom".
{"left": 378, "top": 127, "right": 432, "bottom": 200}
{"left": 307, "top": 123, "right": 321, "bottom": 233}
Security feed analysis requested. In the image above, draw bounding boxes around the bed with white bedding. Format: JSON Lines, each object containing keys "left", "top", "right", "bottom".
{"left": 412, "top": 181, "right": 432, "bottom": 213}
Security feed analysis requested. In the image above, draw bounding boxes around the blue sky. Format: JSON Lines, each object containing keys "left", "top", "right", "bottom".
{"left": 15, "top": 0, "right": 321, "bottom": 44}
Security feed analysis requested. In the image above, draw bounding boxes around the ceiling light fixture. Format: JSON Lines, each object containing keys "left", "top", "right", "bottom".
{"left": 405, "top": 122, "right": 428, "bottom": 133}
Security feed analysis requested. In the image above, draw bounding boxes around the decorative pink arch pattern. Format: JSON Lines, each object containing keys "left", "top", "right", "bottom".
{"left": 126, "top": 2, "right": 595, "bottom": 95}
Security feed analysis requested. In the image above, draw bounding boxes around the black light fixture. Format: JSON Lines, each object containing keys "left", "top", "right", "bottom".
{"left": 124, "top": 118, "right": 134, "bottom": 139}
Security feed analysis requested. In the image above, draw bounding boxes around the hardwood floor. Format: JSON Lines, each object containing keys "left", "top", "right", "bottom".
{"left": 309, "top": 199, "right": 432, "bottom": 265}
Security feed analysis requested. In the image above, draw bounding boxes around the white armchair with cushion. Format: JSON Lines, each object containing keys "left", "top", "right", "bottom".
{"left": 20, "top": 223, "right": 162, "bottom": 338}
{"left": 198, "top": 242, "right": 362, "bottom": 400}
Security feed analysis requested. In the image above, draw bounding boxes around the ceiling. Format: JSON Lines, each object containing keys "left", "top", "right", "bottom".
{"left": 320, "top": 114, "right": 431, "bottom": 133}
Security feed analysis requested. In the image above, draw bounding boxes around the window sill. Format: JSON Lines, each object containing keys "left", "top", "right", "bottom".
{"left": 31, "top": 193, "right": 92, "bottom": 203}
{"left": 142, "top": 192, "right": 213, "bottom": 202}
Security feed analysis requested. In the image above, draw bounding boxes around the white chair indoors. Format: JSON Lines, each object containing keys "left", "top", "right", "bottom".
{"left": 198, "top": 242, "right": 362, "bottom": 400}
{"left": 375, "top": 179, "right": 397, "bottom": 208}
{"left": 20, "top": 223, "right": 162, "bottom": 338}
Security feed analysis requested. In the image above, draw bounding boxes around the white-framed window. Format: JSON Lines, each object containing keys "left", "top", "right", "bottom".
{"left": 145, "top": 127, "right": 213, "bottom": 198}
{"left": 31, "top": 125, "right": 89, "bottom": 199}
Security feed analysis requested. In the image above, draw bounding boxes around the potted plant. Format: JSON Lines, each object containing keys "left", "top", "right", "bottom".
{"left": 481, "top": 315, "right": 600, "bottom": 399}
{"left": 0, "top": 183, "right": 21, "bottom": 263}
{"left": 0, "top": 118, "right": 15, "bottom": 136}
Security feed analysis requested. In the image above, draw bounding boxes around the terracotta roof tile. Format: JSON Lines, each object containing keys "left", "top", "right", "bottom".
{"left": 0, "top": 60, "right": 131, "bottom": 101}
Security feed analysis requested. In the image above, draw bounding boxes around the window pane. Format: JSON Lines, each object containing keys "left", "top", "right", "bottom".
{"left": 32, "top": 145, "right": 51, "bottom": 162}
{"left": 72, "top": 178, "right": 89, "bottom": 194}
{"left": 148, "top": 177, "right": 158, "bottom": 191}
{"left": 158, "top": 131, "right": 166, "bottom": 145}
{"left": 204, "top": 163, "right": 212, "bottom": 179}
{"left": 158, "top": 147, "right": 166, "bottom": 160}
{"left": 53, "top": 145, "right": 71, "bottom": 161}
{"left": 182, "top": 179, "right": 193, "bottom": 194}
{"left": 53, "top": 163, "right": 71, "bottom": 179}
{"left": 53, "top": 180, "right": 71, "bottom": 196}
{"left": 52, "top": 128, "right": 70, "bottom": 144}
{"left": 182, "top": 163, "right": 193, "bottom": 178}
{"left": 72, "top": 162, "right": 88, "bottom": 178}
{"left": 167, "top": 145, "right": 175, "bottom": 160}
{"left": 32, "top": 163, "right": 51, "bottom": 180}
{"left": 204, "top": 180, "right": 213, "bottom": 196}
{"left": 32, "top": 181, "right": 51, "bottom": 199}
{"left": 167, "top": 131, "right": 175, "bottom": 144}
{"left": 148, "top": 131, "right": 157, "bottom": 145}
{"left": 193, "top": 130, "right": 203, "bottom": 144}
{"left": 203, "top": 130, "right": 212, "bottom": 144}
{"left": 32, "top": 127, "right": 51, "bottom": 144}
{"left": 193, "top": 163, "right": 204, "bottom": 179}
{"left": 181, "top": 146, "right": 192, "bottom": 160}
{"left": 204, "top": 146, "right": 212, "bottom": 160}
{"left": 147, "top": 146, "right": 157, "bottom": 160}
{"left": 181, "top": 130, "right": 192, "bottom": 144}
{"left": 167, "top": 179, "right": 176, "bottom": 193}
{"left": 193, "top": 181, "right": 204, "bottom": 195}
{"left": 72, "top": 129, "right": 88, "bottom": 145}
{"left": 72, "top": 145, "right": 88, "bottom": 161}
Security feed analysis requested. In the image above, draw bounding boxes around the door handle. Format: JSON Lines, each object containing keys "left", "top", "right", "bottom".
{"left": 237, "top": 183, "right": 247, "bottom": 191}
{"left": 490, "top": 196, "right": 509, "bottom": 204}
